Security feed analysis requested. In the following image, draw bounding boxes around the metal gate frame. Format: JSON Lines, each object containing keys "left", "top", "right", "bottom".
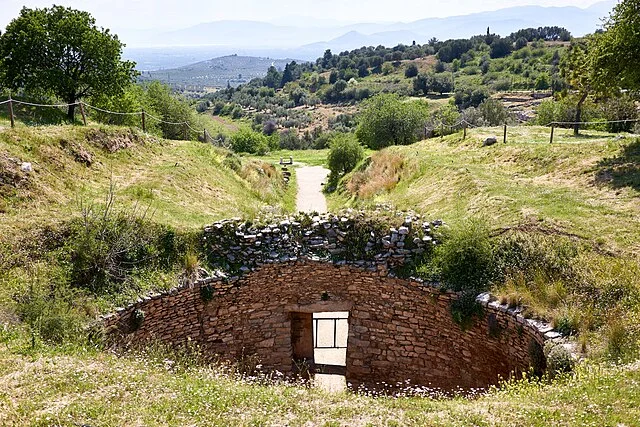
{"left": 313, "top": 317, "right": 348, "bottom": 349}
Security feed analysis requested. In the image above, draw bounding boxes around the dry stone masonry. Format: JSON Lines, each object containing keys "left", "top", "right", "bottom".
{"left": 201, "top": 210, "right": 440, "bottom": 276}
{"left": 103, "top": 211, "right": 574, "bottom": 392}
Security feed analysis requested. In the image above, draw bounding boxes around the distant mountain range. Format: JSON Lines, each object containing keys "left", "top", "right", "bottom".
{"left": 138, "top": 55, "right": 295, "bottom": 89}
{"left": 122, "top": 1, "right": 615, "bottom": 70}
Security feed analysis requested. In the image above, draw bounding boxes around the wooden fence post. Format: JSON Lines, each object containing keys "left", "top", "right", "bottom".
{"left": 503, "top": 124, "right": 507, "bottom": 144}
{"left": 8, "top": 96, "right": 14, "bottom": 128}
{"left": 550, "top": 125, "right": 555, "bottom": 144}
{"left": 203, "top": 129, "right": 207, "bottom": 143}
{"left": 183, "top": 122, "right": 188, "bottom": 140}
{"left": 141, "top": 109, "right": 146, "bottom": 132}
{"left": 463, "top": 125, "right": 467, "bottom": 140}
{"left": 79, "top": 103, "right": 87, "bottom": 126}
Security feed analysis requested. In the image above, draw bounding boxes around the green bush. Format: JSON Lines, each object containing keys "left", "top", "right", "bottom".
{"left": 14, "top": 269, "right": 88, "bottom": 344}
{"left": 492, "top": 232, "right": 578, "bottom": 285}
{"left": 431, "top": 219, "right": 495, "bottom": 293}
{"left": 478, "top": 98, "right": 512, "bottom": 126}
{"left": 327, "top": 133, "right": 365, "bottom": 180}
{"left": 598, "top": 95, "right": 638, "bottom": 133}
{"left": 65, "top": 189, "right": 190, "bottom": 295}
{"left": 404, "top": 64, "right": 419, "bottom": 78}
{"left": 544, "top": 341, "right": 575, "bottom": 375}
{"left": 450, "top": 290, "right": 484, "bottom": 330}
{"left": 229, "top": 129, "right": 269, "bottom": 155}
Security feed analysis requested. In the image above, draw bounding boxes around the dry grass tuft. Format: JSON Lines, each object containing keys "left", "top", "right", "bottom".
{"left": 346, "top": 151, "right": 407, "bottom": 198}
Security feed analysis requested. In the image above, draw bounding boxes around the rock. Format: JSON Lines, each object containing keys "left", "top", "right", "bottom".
{"left": 20, "top": 162, "right": 32, "bottom": 172}
{"left": 398, "top": 226, "right": 409, "bottom": 235}
{"left": 482, "top": 136, "right": 498, "bottom": 147}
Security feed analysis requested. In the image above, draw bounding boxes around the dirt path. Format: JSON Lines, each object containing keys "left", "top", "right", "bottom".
{"left": 296, "top": 166, "right": 329, "bottom": 214}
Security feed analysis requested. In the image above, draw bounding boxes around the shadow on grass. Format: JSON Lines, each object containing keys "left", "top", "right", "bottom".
{"left": 594, "top": 139, "right": 640, "bottom": 192}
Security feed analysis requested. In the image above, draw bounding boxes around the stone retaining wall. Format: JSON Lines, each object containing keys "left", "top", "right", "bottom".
{"left": 103, "top": 259, "right": 564, "bottom": 391}
{"left": 201, "top": 211, "right": 441, "bottom": 275}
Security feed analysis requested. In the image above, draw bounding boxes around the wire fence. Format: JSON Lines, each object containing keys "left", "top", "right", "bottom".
{"left": 426, "top": 116, "right": 639, "bottom": 143}
{"left": 0, "top": 96, "right": 228, "bottom": 146}
{"left": 2, "top": 96, "right": 638, "bottom": 146}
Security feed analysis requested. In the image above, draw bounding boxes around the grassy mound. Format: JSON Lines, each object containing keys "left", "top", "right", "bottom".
{"left": 0, "top": 124, "right": 293, "bottom": 343}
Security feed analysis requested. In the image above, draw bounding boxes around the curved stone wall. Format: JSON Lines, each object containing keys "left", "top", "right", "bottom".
{"left": 103, "top": 259, "right": 565, "bottom": 391}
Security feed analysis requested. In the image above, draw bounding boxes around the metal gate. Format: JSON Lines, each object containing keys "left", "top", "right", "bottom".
{"left": 313, "top": 317, "right": 348, "bottom": 349}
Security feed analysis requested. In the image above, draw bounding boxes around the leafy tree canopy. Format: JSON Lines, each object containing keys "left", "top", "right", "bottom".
{"left": 590, "top": 0, "right": 640, "bottom": 91}
{"left": 0, "top": 5, "right": 138, "bottom": 121}
{"left": 355, "top": 93, "right": 428, "bottom": 149}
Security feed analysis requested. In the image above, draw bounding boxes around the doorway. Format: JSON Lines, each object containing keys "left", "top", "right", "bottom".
{"left": 313, "top": 311, "right": 349, "bottom": 391}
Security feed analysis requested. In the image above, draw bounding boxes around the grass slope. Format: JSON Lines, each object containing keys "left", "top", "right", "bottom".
{"left": 0, "top": 124, "right": 292, "bottom": 239}
{"left": 333, "top": 126, "right": 640, "bottom": 256}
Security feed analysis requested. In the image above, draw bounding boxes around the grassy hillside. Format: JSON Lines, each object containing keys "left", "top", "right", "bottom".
{"left": 0, "top": 124, "right": 292, "bottom": 239}
{"left": 332, "top": 126, "right": 640, "bottom": 255}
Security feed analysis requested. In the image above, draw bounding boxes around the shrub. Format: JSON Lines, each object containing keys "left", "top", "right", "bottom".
{"left": 222, "top": 153, "right": 242, "bottom": 172}
{"left": 598, "top": 95, "right": 638, "bottom": 133}
{"left": 15, "top": 280, "right": 87, "bottom": 344}
{"left": 544, "top": 341, "right": 575, "bottom": 375}
{"left": 454, "top": 87, "right": 489, "bottom": 109}
{"left": 450, "top": 290, "right": 484, "bottom": 330}
{"left": 279, "top": 130, "right": 307, "bottom": 150}
{"left": 478, "top": 98, "right": 512, "bottom": 126}
{"left": 230, "top": 129, "right": 269, "bottom": 155}
{"left": 405, "top": 64, "right": 419, "bottom": 78}
{"left": 431, "top": 218, "right": 494, "bottom": 293}
{"left": 605, "top": 320, "right": 634, "bottom": 360}
{"left": 535, "top": 74, "right": 551, "bottom": 91}
{"left": 65, "top": 188, "right": 188, "bottom": 295}
{"left": 327, "top": 134, "right": 365, "bottom": 180}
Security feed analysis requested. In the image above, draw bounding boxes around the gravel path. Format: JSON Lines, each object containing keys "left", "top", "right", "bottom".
{"left": 296, "top": 166, "right": 330, "bottom": 214}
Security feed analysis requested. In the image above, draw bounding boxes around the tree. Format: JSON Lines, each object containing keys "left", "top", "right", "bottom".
{"left": 405, "top": 64, "right": 419, "bottom": 78}
{"left": 230, "top": 129, "right": 269, "bottom": 155}
{"left": 355, "top": 93, "right": 428, "bottom": 149}
{"left": 0, "top": 6, "right": 137, "bottom": 121}
{"left": 263, "top": 66, "right": 281, "bottom": 89}
{"left": 478, "top": 98, "right": 510, "bottom": 126}
{"left": 515, "top": 37, "right": 529, "bottom": 50}
{"left": 327, "top": 133, "right": 365, "bottom": 179}
{"left": 590, "top": 0, "right": 640, "bottom": 92}
{"left": 561, "top": 39, "right": 594, "bottom": 135}
{"left": 414, "top": 73, "right": 453, "bottom": 96}
{"left": 490, "top": 38, "right": 513, "bottom": 59}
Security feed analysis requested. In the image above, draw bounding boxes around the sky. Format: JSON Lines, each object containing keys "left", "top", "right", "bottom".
{"left": 1, "top": 0, "right": 604, "bottom": 32}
